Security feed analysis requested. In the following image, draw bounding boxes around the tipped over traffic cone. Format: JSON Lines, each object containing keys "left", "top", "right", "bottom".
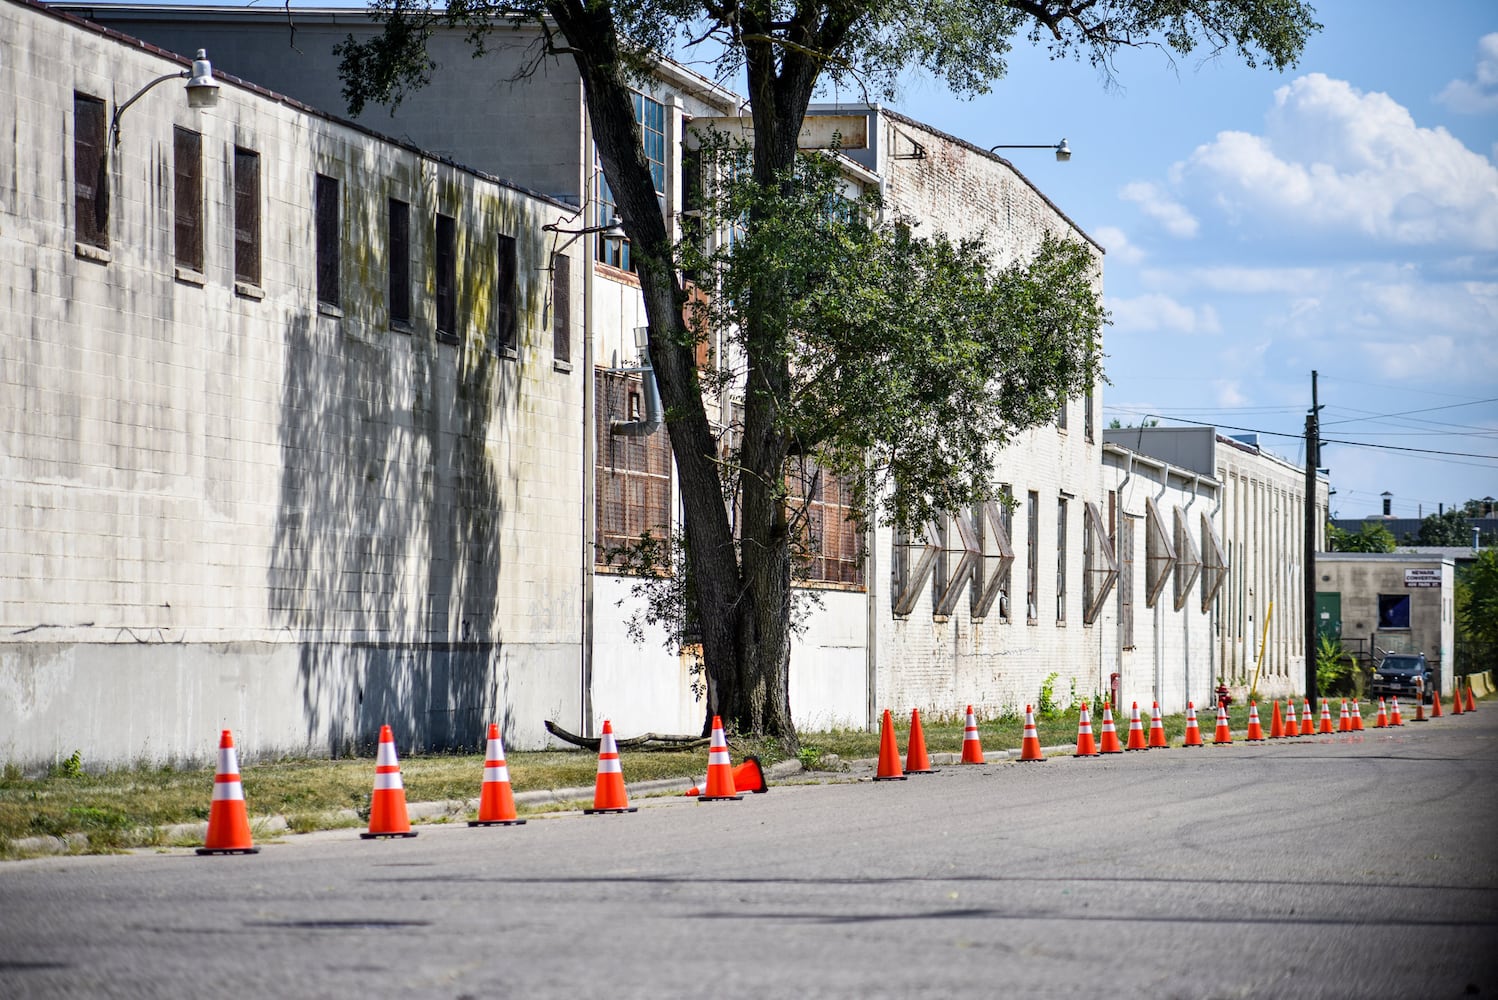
{"left": 1283, "top": 699, "right": 1298, "bottom": 737}
{"left": 1099, "top": 701, "right": 1124, "bottom": 754}
{"left": 905, "top": 709, "right": 937, "bottom": 775}
{"left": 362, "top": 725, "right": 417, "bottom": 839}
{"left": 1465, "top": 680, "right": 1477, "bottom": 713}
{"left": 1125, "top": 702, "right": 1148, "bottom": 751}
{"left": 1300, "top": 698, "right": 1315, "bottom": 736}
{"left": 699, "top": 716, "right": 743, "bottom": 801}
{"left": 961, "top": 705, "right": 986, "bottom": 764}
{"left": 1074, "top": 702, "right": 1098, "bottom": 757}
{"left": 584, "top": 720, "right": 638, "bottom": 813}
{"left": 1182, "top": 702, "right": 1204, "bottom": 747}
{"left": 1148, "top": 702, "right": 1169, "bottom": 749}
{"left": 685, "top": 756, "right": 768, "bottom": 796}
{"left": 1351, "top": 700, "right": 1365, "bottom": 731}
{"left": 1375, "top": 697, "right": 1388, "bottom": 727}
{"left": 197, "top": 730, "right": 259, "bottom": 856}
{"left": 1213, "top": 703, "right": 1233, "bottom": 745}
{"left": 1269, "top": 700, "right": 1285, "bottom": 739}
{"left": 1318, "top": 701, "right": 1334, "bottom": 734}
{"left": 1019, "top": 705, "right": 1045, "bottom": 762}
{"left": 469, "top": 724, "right": 525, "bottom": 827}
{"left": 1390, "top": 697, "right": 1404, "bottom": 727}
{"left": 1246, "top": 702, "right": 1265, "bottom": 742}
{"left": 874, "top": 709, "right": 907, "bottom": 781}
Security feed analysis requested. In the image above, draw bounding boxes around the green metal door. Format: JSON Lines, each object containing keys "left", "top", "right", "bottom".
{"left": 1316, "top": 592, "right": 1342, "bottom": 641}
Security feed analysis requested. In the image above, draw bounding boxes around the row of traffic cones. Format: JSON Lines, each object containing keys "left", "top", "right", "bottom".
{"left": 199, "top": 678, "right": 1482, "bottom": 852}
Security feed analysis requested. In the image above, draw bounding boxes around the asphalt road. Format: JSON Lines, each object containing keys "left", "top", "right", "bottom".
{"left": 3, "top": 710, "right": 1496, "bottom": 1000}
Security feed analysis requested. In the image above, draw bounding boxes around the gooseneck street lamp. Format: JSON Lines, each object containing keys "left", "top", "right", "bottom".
{"left": 110, "top": 48, "right": 220, "bottom": 146}
{"left": 989, "top": 138, "right": 1072, "bottom": 162}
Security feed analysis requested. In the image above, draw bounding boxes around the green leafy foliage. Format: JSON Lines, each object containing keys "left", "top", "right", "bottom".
{"left": 1327, "top": 521, "right": 1396, "bottom": 553}
{"left": 1036, "top": 672, "right": 1062, "bottom": 719}
{"left": 1315, "top": 634, "right": 1355, "bottom": 696}
{"left": 1457, "top": 550, "right": 1498, "bottom": 649}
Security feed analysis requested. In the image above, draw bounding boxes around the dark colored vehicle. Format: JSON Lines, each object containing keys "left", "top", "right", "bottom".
{"left": 1371, "top": 653, "right": 1433, "bottom": 704}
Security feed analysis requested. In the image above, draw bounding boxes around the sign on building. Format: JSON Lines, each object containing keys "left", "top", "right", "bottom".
{"left": 1404, "top": 568, "right": 1441, "bottom": 588}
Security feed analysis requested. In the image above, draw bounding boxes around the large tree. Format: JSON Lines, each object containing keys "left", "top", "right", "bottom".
{"left": 339, "top": 0, "right": 1319, "bottom": 748}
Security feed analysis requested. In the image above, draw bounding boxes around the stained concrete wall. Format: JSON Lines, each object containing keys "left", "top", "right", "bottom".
{"left": 1319, "top": 554, "right": 1456, "bottom": 695}
{"left": 0, "top": 0, "right": 584, "bottom": 766}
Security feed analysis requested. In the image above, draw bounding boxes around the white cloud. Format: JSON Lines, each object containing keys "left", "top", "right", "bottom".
{"left": 1214, "top": 380, "right": 1248, "bottom": 407}
{"left": 1093, "top": 225, "right": 1145, "bottom": 265}
{"left": 1436, "top": 33, "right": 1498, "bottom": 114}
{"left": 1108, "top": 293, "right": 1220, "bottom": 334}
{"left": 1179, "top": 74, "right": 1498, "bottom": 250}
{"left": 1119, "top": 181, "right": 1199, "bottom": 238}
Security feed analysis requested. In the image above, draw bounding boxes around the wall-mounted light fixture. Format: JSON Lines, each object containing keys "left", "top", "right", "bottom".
{"left": 110, "top": 49, "right": 219, "bottom": 146}
{"left": 544, "top": 215, "right": 625, "bottom": 251}
{"left": 989, "top": 138, "right": 1071, "bottom": 162}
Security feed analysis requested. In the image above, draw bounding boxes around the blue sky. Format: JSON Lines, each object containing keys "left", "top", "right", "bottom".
{"left": 877, "top": 1, "right": 1498, "bottom": 522}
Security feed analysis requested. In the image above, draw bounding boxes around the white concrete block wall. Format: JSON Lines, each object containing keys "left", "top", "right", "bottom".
{"left": 0, "top": 1, "right": 585, "bottom": 766}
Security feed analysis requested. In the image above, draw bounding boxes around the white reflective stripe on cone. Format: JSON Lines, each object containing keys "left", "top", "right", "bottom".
{"left": 218, "top": 748, "right": 240, "bottom": 774}
{"left": 483, "top": 765, "right": 510, "bottom": 782}
{"left": 377, "top": 740, "right": 400, "bottom": 766}
{"left": 374, "top": 771, "right": 404, "bottom": 790}
{"left": 597, "top": 757, "right": 622, "bottom": 773}
{"left": 709, "top": 749, "right": 731, "bottom": 765}
{"left": 211, "top": 780, "right": 244, "bottom": 801}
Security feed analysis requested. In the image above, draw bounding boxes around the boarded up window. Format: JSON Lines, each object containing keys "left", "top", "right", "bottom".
{"left": 388, "top": 198, "right": 410, "bottom": 326}
{"left": 891, "top": 525, "right": 939, "bottom": 617}
{"left": 494, "top": 233, "right": 517, "bottom": 352}
{"left": 1173, "top": 505, "right": 1202, "bottom": 612}
{"left": 436, "top": 212, "right": 457, "bottom": 339}
{"left": 596, "top": 370, "right": 671, "bottom": 568}
{"left": 1144, "top": 497, "right": 1176, "bottom": 609}
{"left": 74, "top": 93, "right": 108, "bottom": 250}
{"left": 786, "top": 458, "right": 864, "bottom": 587}
{"left": 1083, "top": 501, "right": 1119, "bottom": 625}
{"left": 172, "top": 127, "right": 203, "bottom": 271}
{"left": 552, "top": 253, "right": 571, "bottom": 361}
{"left": 1200, "top": 511, "right": 1229, "bottom": 613}
{"left": 1026, "top": 491, "right": 1039, "bottom": 621}
{"left": 970, "top": 494, "right": 1015, "bottom": 622}
{"left": 233, "top": 148, "right": 260, "bottom": 285}
{"left": 314, "top": 173, "right": 340, "bottom": 306}
{"left": 1056, "top": 497, "right": 1068, "bottom": 622}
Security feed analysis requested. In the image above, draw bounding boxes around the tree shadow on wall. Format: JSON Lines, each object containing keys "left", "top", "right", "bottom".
{"left": 267, "top": 289, "right": 517, "bottom": 756}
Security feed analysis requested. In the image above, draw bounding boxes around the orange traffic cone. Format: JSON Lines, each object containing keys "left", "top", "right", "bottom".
{"left": 961, "top": 705, "right": 986, "bottom": 764}
{"left": 1374, "top": 697, "right": 1388, "bottom": 728}
{"left": 1452, "top": 685, "right": 1464, "bottom": 715}
{"left": 1182, "top": 702, "right": 1204, "bottom": 747}
{"left": 874, "top": 709, "right": 907, "bottom": 781}
{"left": 362, "top": 725, "right": 417, "bottom": 839}
{"left": 1125, "top": 702, "right": 1148, "bottom": 751}
{"left": 699, "top": 716, "right": 743, "bottom": 801}
{"left": 1432, "top": 687, "right": 1443, "bottom": 717}
{"left": 1283, "top": 700, "right": 1298, "bottom": 737}
{"left": 905, "top": 708, "right": 937, "bottom": 775}
{"left": 469, "top": 723, "right": 525, "bottom": 827}
{"left": 1099, "top": 701, "right": 1124, "bottom": 754}
{"left": 1300, "top": 698, "right": 1315, "bottom": 736}
{"left": 1412, "top": 693, "right": 1427, "bottom": 723}
{"left": 584, "top": 720, "right": 638, "bottom": 813}
{"left": 1213, "top": 703, "right": 1233, "bottom": 745}
{"left": 1318, "top": 701, "right": 1334, "bottom": 734}
{"left": 1019, "top": 705, "right": 1045, "bottom": 762}
{"left": 1269, "top": 700, "right": 1285, "bottom": 739}
{"left": 1465, "top": 679, "right": 1476, "bottom": 713}
{"left": 1338, "top": 700, "right": 1351, "bottom": 732}
{"left": 1074, "top": 701, "right": 1098, "bottom": 757}
{"left": 685, "top": 756, "right": 768, "bottom": 796}
{"left": 1148, "top": 702, "right": 1169, "bottom": 749}
{"left": 1351, "top": 700, "right": 1365, "bottom": 731}
{"left": 197, "top": 730, "right": 259, "bottom": 855}
{"left": 1390, "top": 697, "right": 1404, "bottom": 726}
{"left": 1246, "top": 702, "right": 1265, "bottom": 742}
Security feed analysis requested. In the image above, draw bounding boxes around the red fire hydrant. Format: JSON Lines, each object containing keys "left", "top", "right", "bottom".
{"left": 1216, "top": 682, "right": 1232, "bottom": 710}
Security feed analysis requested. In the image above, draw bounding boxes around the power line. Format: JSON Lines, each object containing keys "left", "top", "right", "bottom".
{"left": 1321, "top": 396, "right": 1498, "bottom": 427}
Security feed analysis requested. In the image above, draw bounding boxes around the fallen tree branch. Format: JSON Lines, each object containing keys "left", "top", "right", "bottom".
{"left": 544, "top": 719, "right": 710, "bottom": 751}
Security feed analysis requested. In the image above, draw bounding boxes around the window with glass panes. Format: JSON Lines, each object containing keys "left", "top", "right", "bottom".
{"left": 596, "top": 92, "right": 666, "bottom": 271}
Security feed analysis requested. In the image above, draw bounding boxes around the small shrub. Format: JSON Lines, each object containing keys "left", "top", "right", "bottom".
{"left": 1037, "top": 672, "right": 1062, "bottom": 719}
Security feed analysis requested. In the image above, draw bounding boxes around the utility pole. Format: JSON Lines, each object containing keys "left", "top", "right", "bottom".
{"left": 1304, "top": 371, "right": 1322, "bottom": 709}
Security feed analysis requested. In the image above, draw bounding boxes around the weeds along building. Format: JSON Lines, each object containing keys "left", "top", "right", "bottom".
{"left": 1, "top": 0, "right": 587, "bottom": 767}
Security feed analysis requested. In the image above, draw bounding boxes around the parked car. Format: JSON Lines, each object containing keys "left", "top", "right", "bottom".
{"left": 1370, "top": 653, "right": 1433, "bottom": 704}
